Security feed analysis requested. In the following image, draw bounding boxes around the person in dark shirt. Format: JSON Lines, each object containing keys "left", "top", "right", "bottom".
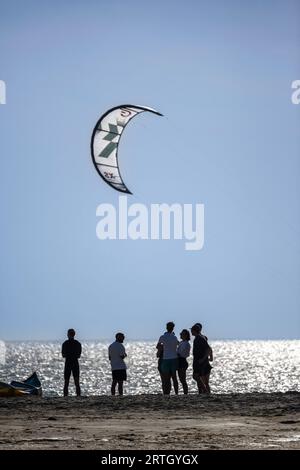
{"left": 62, "top": 328, "right": 82, "bottom": 396}
{"left": 196, "top": 322, "right": 213, "bottom": 362}
{"left": 191, "top": 324, "right": 212, "bottom": 394}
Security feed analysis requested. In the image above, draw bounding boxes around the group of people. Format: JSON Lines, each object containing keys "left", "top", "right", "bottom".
{"left": 157, "top": 322, "right": 213, "bottom": 395}
{"left": 61, "top": 323, "right": 213, "bottom": 397}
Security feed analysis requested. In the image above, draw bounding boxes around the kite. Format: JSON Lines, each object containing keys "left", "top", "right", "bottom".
{"left": 91, "top": 104, "right": 163, "bottom": 194}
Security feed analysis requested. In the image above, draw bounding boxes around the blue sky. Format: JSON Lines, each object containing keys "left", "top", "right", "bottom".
{"left": 0, "top": 0, "right": 299, "bottom": 340}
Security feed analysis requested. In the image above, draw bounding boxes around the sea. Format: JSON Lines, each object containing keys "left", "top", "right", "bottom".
{"left": 0, "top": 340, "right": 299, "bottom": 396}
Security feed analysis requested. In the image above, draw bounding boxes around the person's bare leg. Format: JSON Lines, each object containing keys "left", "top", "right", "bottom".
{"left": 193, "top": 372, "right": 206, "bottom": 393}
{"left": 159, "top": 371, "right": 164, "bottom": 393}
{"left": 63, "top": 378, "right": 69, "bottom": 397}
{"left": 162, "top": 372, "right": 171, "bottom": 395}
{"left": 74, "top": 376, "right": 81, "bottom": 396}
{"left": 171, "top": 372, "right": 179, "bottom": 395}
{"left": 111, "top": 379, "right": 117, "bottom": 395}
{"left": 178, "top": 369, "right": 188, "bottom": 394}
{"left": 202, "top": 373, "right": 211, "bottom": 394}
{"left": 118, "top": 380, "right": 123, "bottom": 395}
{"left": 193, "top": 372, "right": 200, "bottom": 393}
{"left": 197, "top": 377, "right": 206, "bottom": 393}
{"left": 63, "top": 368, "right": 71, "bottom": 397}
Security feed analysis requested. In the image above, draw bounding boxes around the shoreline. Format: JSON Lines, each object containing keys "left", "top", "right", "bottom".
{"left": 0, "top": 392, "right": 299, "bottom": 450}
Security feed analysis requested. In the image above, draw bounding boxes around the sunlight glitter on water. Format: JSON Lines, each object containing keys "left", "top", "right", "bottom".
{"left": 0, "top": 341, "right": 5, "bottom": 366}
{"left": 0, "top": 340, "right": 299, "bottom": 396}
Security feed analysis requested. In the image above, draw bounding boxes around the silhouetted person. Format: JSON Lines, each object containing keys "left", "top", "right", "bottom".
{"left": 157, "top": 342, "right": 178, "bottom": 394}
{"left": 62, "top": 329, "right": 81, "bottom": 396}
{"left": 157, "top": 343, "right": 164, "bottom": 375}
{"left": 108, "top": 332, "right": 127, "bottom": 395}
{"left": 156, "top": 322, "right": 179, "bottom": 395}
{"left": 177, "top": 329, "right": 191, "bottom": 394}
{"left": 195, "top": 322, "right": 213, "bottom": 392}
{"left": 191, "top": 324, "right": 212, "bottom": 394}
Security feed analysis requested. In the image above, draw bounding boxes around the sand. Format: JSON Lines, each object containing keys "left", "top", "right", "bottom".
{"left": 0, "top": 393, "right": 299, "bottom": 450}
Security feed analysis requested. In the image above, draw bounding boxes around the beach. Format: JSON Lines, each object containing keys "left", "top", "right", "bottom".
{"left": 0, "top": 393, "right": 299, "bottom": 450}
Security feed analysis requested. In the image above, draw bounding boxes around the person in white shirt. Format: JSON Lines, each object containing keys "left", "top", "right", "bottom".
{"left": 108, "top": 332, "right": 127, "bottom": 395}
{"left": 177, "top": 329, "right": 191, "bottom": 394}
{"left": 156, "top": 322, "right": 179, "bottom": 395}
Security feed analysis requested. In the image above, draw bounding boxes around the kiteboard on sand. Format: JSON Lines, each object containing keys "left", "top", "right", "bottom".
{"left": 0, "top": 372, "right": 42, "bottom": 397}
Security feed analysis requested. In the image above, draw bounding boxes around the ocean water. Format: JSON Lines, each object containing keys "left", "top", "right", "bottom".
{"left": 0, "top": 340, "right": 299, "bottom": 396}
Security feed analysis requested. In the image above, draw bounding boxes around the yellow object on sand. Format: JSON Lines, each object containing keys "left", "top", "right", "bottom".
{"left": 0, "top": 382, "right": 28, "bottom": 397}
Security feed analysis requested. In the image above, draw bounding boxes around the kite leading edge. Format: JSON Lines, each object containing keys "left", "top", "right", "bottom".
{"left": 91, "top": 104, "right": 163, "bottom": 194}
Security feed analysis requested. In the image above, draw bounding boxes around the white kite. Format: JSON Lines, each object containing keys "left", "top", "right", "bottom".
{"left": 91, "top": 104, "right": 163, "bottom": 194}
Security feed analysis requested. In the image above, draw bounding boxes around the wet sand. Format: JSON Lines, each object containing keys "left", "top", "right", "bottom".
{"left": 0, "top": 393, "right": 299, "bottom": 450}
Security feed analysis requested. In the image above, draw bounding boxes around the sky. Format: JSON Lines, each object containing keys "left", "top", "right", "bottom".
{"left": 0, "top": 0, "right": 299, "bottom": 340}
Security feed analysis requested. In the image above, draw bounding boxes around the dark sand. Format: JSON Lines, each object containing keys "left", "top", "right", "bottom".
{"left": 0, "top": 393, "right": 299, "bottom": 450}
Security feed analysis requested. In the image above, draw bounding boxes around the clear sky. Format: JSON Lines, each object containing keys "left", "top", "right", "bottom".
{"left": 0, "top": 0, "right": 299, "bottom": 340}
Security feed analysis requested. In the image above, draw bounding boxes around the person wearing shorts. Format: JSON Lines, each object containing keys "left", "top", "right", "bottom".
{"left": 191, "top": 324, "right": 212, "bottom": 394}
{"left": 156, "top": 322, "right": 179, "bottom": 395}
{"left": 177, "top": 329, "right": 191, "bottom": 394}
{"left": 108, "top": 332, "right": 127, "bottom": 395}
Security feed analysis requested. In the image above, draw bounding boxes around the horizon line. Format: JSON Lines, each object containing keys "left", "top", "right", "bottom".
{"left": 1, "top": 337, "right": 299, "bottom": 342}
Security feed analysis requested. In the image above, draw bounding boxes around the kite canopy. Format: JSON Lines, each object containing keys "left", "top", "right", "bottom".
{"left": 91, "top": 104, "right": 163, "bottom": 194}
